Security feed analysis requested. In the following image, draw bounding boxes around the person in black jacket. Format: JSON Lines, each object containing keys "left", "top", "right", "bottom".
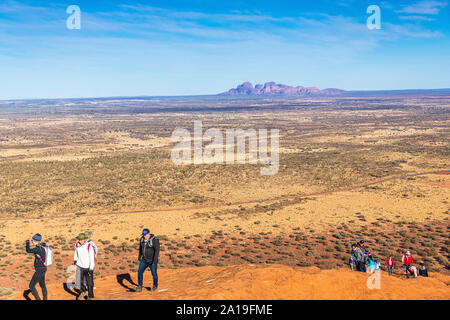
{"left": 419, "top": 265, "right": 429, "bottom": 277}
{"left": 136, "top": 228, "right": 160, "bottom": 292}
{"left": 25, "top": 233, "right": 48, "bottom": 300}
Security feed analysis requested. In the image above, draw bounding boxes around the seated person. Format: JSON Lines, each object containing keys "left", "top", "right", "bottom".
{"left": 418, "top": 265, "right": 428, "bottom": 277}
{"left": 406, "top": 263, "right": 418, "bottom": 278}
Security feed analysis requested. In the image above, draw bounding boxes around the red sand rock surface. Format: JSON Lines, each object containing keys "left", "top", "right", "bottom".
{"left": 416, "top": 180, "right": 450, "bottom": 189}
{"left": 5, "top": 265, "right": 450, "bottom": 300}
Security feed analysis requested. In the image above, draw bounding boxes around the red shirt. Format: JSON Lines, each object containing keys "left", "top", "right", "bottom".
{"left": 385, "top": 258, "right": 395, "bottom": 267}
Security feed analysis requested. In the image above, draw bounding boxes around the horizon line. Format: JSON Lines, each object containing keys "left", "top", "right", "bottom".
{"left": 2, "top": 87, "right": 450, "bottom": 102}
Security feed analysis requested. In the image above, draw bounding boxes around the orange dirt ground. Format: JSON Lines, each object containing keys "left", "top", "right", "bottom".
{"left": 5, "top": 264, "right": 450, "bottom": 300}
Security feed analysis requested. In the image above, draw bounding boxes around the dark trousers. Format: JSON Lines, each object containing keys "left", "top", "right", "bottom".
{"left": 388, "top": 265, "right": 393, "bottom": 275}
{"left": 80, "top": 268, "right": 94, "bottom": 298}
{"left": 356, "top": 261, "right": 366, "bottom": 272}
{"left": 29, "top": 268, "right": 47, "bottom": 300}
{"left": 138, "top": 260, "right": 158, "bottom": 288}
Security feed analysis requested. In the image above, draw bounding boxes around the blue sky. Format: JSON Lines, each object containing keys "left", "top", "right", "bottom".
{"left": 0, "top": 0, "right": 449, "bottom": 99}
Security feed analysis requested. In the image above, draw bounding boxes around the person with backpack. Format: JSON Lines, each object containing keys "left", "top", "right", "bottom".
{"left": 366, "top": 253, "right": 375, "bottom": 274}
{"left": 354, "top": 243, "right": 365, "bottom": 272}
{"left": 74, "top": 233, "right": 98, "bottom": 295}
{"left": 358, "top": 240, "right": 368, "bottom": 272}
{"left": 136, "top": 228, "right": 160, "bottom": 292}
{"left": 73, "top": 233, "right": 96, "bottom": 300}
{"left": 385, "top": 256, "right": 395, "bottom": 276}
{"left": 358, "top": 240, "right": 369, "bottom": 256}
{"left": 402, "top": 251, "right": 414, "bottom": 274}
{"left": 26, "top": 233, "right": 51, "bottom": 300}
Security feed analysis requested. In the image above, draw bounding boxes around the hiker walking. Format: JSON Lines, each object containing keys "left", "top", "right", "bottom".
{"left": 366, "top": 253, "right": 375, "bottom": 274}
{"left": 402, "top": 251, "right": 414, "bottom": 274}
{"left": 349, "top": 243, "right": 357, "bottom": 271}
{"left": 359, "top": 240, "right": 368, "bottom": 272}
{"left": 136, "top": 228, "right": 160, "bottom": 292}
{"left": 26, "top": 233, "right": 50, "bottom": 300}
{"left": 73, "top": 233, "right": 96, "bottom": 300}
{"left": 74, "top": 234, "right": 98, "bottom": 294}
{"left": 385, "top": 256, "right": 395, "bottom": 276}
{"left": 354, "top": 242, "right": 365, "bottom": 272}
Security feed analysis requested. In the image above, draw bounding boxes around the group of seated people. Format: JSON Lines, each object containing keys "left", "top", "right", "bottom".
{"left": 350, "top": 245, "right": 429, "bottom": 278}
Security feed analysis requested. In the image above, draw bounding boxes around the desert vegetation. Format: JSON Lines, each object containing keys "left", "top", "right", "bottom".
{"left": 0, "top": 95, "right": 448, "bottom": 292}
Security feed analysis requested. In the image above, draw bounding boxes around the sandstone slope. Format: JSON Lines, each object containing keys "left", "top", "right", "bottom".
{"left": 4, "top": 264, "right": 449, "bottom": 300}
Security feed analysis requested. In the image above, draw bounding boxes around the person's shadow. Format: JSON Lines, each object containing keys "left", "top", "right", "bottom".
{"left": 116, "top": 273, "right": 151, "bottom": 292}
{"left": 63, "top": 283, "right": 80, "bottom": 299}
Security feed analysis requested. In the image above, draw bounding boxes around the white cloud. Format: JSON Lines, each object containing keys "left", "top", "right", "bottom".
{"left": 397, "top": 1, "right": 448, "bottom": 15}
{"left": 398, "top": 15, "right": 436, "bottom": 21}
{"left": 0, "top": 1, "right": 445, "bottom": 65}
{"left": 383, "top": 22, "right": 444, "bottom": 38}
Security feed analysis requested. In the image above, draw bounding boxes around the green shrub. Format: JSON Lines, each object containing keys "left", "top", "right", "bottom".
{"left": 0, "top": 287, "right": 14, "bottom": 296}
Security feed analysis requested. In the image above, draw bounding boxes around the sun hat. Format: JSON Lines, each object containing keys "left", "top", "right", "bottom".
{"left": 77, "top": 233, "right": 88, "bottom": 240}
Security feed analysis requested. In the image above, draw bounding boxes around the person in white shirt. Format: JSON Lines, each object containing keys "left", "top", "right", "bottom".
{"left": 73, "top": 233, "right": 96, "bottom": 300}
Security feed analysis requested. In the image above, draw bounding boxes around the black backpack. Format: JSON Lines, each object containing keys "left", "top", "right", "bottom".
{"left": 141, "top": 235, "right": 157, "bottom": 248}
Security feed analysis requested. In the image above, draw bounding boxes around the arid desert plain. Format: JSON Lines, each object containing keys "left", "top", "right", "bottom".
{"left": 0, "top": 95, "right": 449, "bottom": 299}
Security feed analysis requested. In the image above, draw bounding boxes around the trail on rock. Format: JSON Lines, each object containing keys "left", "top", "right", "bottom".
{"left": 5, "top": 264, "right": 450, "bottom": 300}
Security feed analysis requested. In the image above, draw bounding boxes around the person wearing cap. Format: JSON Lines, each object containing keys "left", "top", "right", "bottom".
{"left": 353, "top": 242, "right": 365, "bottom": 272}
{"left": 359, "top": 240, "right": 368, "bottom": 272}
{"left": 73, "top": 233, "right": 98, "bottom": 296}
{"left": 73, "top": 233, "right": 96, "bottom": 300}
{"left": 136, "top": 228, "right": 160, "bottom": 292}
{"left": 360, "top": 240, "right": 369, "bottom": 255}
{"left": 366, "top": 253, "right": 375, "bottom": 273}
{"left": 25, "top": 233, "right": 48, "bottom": 300}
